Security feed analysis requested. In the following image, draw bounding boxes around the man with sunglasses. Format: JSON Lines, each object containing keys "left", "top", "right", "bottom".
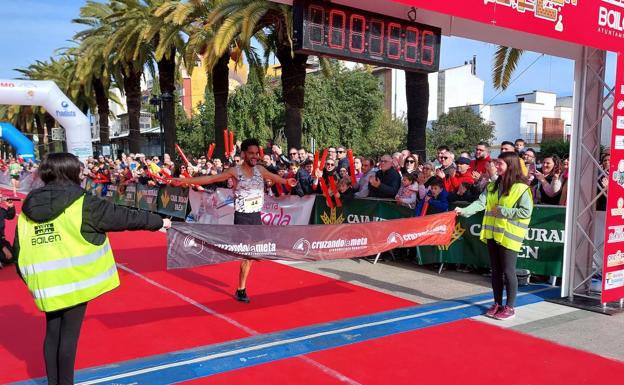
{"left": 288, "top": 147, "right": 299, "bottom": 162}
{"left": 336, "top": 146, "right": 350, "bottom": 173}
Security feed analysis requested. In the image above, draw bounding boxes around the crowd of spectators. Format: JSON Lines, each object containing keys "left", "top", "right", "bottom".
{"left": 0, "top": 137, "right": 611, "bottom": 214}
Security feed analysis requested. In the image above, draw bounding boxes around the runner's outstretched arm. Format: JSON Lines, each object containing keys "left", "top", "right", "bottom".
{"left": 171, "top": 168, "right": 235, "bottom": 186}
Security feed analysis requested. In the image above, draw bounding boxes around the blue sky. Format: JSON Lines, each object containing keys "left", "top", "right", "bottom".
{"left": 0, "top": 0, "right": 615, "bottom": 105}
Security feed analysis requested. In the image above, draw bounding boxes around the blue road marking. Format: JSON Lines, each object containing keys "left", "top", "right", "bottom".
{"left": 9, "top": 285, "right": 560, "bottom": 385}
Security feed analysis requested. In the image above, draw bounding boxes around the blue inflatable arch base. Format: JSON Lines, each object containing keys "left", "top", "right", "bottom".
{"left": 0, "top": 122, "right": 36, "bottom": 161}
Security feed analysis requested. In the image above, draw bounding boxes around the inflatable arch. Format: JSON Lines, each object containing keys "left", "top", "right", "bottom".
{"left": 0, "top": 122, "right": 35, "bottom": 161}
{"left": 0, "top": 79, "right": 93, "bottom": 161}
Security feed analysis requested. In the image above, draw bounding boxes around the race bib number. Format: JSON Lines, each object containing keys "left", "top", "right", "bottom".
{"left": 244, "top": 194, "right": 262, "bottom": 212}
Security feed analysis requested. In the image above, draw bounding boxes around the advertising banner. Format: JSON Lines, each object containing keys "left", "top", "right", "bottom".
{"left": 313, "top": 196, "right": 413, "bottom": 224}
{"left": 104, "top": 183, "right": 118, "bottom": 202}
{"left": 188, "top": 188, "right": 316, "bottom": 225}
{"left": 167, "top": 212, "right": 455, "bottom": 268}
{"left": 313, "top": 197, "right": 564, "bottom": 276}
{"left": 602, "top": 52, "right": 624, "bottom": 303}
{"left": 157, "top": 185, "right": 189, "bottom": 219}
{"left": 391, "top": 0, "right": 624, "bottom": 53}
{"left": 117, "top": 183, "right": 137, "bottom": 207}
{"left": 136, "top": 184, "right": 160, "bottom": 212}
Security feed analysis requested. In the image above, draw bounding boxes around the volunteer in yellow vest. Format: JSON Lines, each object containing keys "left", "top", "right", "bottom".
{"left": 455, "top": 152, "right": 533, "bottom": 321}
{"left": 14, "top": 153, "right": 170, "bottom": 385}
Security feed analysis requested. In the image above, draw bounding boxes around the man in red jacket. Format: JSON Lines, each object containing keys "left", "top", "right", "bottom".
{"left": 439, "top": 157, "right": 474, "bottom": 193}
{"left": 470, "top": 141, "right": 491, "bottom": 175}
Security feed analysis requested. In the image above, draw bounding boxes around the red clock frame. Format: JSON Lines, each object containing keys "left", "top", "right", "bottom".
{"left": 293, "top": 0, "right": 441, "bottom": 73}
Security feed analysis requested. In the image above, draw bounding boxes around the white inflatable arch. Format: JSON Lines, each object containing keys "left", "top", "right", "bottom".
{"left": 0, "top": 79, "right": 93, "bottom": 161}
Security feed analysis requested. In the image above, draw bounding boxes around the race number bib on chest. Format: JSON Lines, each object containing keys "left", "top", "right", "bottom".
{"left": 244, "top": 194, "right": 262, "bottom": 212}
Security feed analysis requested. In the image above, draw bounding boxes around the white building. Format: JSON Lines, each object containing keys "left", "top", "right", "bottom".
{"left": 373, "top": 59, "right": 485, "bottom": 123}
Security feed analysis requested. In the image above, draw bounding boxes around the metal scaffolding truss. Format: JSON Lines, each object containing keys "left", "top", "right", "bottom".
{"left": 562, "top": 47, "right": 611, "bottom": 303}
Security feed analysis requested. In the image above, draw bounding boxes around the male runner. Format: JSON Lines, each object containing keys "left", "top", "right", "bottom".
{"left": 174, "top": 138, "right": 297, "bottom": 302}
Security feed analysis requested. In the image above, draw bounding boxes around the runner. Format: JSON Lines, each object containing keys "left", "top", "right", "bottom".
{"left": 8, "top": 159, "right": 21, "bottom": 197}
{"left": 173, "top": 138, "right": 297, "bottom": 303}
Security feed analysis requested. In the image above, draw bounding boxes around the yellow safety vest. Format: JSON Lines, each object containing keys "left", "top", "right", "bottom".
{"left": 18, "top": 195, "right": 119, "bottom": 312}
{"left": 480, "top": 182, "right": 532, "bottom": 252}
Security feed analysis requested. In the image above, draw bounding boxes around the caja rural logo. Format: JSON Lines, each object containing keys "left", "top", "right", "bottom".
{"left": 484, "top": 0, "right": 578, "bottom": 32}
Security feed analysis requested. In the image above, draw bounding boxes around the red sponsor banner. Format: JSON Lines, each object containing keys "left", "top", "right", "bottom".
{"left": 166, "top": 212, "right": 455, "bottom": 268}
{"left": 602, "top": 52, "right": 624, "bottom": 303}
{"left": 390, "top": 0, "right": 624, "bottom": 53}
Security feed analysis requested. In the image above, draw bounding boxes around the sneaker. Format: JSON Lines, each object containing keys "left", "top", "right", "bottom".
{"left": 494, "top": 305, "right": 515, "bottom": 320}
{"left": 235, "top": 288, "right": 250, "bottom": 303}
{"left": 485, "top": 303, "right": 501, "bottom": 318}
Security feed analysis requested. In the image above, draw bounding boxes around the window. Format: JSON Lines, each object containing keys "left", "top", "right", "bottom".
{"left": 523, "top": 122, "right": 538, "bottom": 144}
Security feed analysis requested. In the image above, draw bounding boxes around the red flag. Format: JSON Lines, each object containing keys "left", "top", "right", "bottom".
{"left": 229, "top": 130, "right": 235, "bottom": 156}
{"left": 259, "top": 147, "right": 265, "bottom": 158}
{"left": 319, "top": 148, "right": 328, "bottom": 170}
{"left": 175, "top": 144, "right": 191, "bottom": 166}
{"left": 328, "top": 177, "right": 342, "bottom": 207}
{"left": 207, "top": 143, "right": 215, "bottom": 160}
{"left": 347, "top": 149, "right": 356, "bottom": 186}
{"left": 318, "top": 177, "right": 334, "bottom": 209}
{"left": 312, "top": 150, "right": 320, "bottom": 176}
{"left": 223, "top": 129, "right": 229, "bottom": 155}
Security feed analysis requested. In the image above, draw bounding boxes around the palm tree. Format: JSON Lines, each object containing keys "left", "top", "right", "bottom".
{"left": 206, "top": 0, "right": 309, "bottom": 150}
{"left": 73, "top": 5, "right": 125, "bottom": 147}
{"left": 109, "top": 0, "right": 187, "bottom": 156}
{"left": 74, "top": 0, "right": 153, "bottom": 154}
{"left": 157, "top": 0, "right": 265, "bottom": 158}
{"left": 492, "top": 46, "right": 524, "bottom": 91}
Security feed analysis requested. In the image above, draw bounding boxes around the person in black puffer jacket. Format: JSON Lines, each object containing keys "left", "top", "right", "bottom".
{"left": 14, "top": 153, "right": 170, "bottom": 385}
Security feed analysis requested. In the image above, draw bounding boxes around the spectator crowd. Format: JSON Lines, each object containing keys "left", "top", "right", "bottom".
{"left": 0, "top": 137, "right": 611, "bottom": 214}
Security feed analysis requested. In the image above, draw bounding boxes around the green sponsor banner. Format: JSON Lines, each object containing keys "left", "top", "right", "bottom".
{"left": 313, "top": 196, "right": 413, "bottom": 224}
{"left": 157, "top": 185, "right": 189, "bottom": 219}
{"left": 118, "top": 183, "right": 137, "bottom": 207}
{"left": 136, "top": 184, "right": 159, "bottom": 212}
{"left": 313, "top": 197, "right": 564, "bottom": 277}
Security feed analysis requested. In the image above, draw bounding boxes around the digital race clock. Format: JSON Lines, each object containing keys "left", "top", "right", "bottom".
{"left": 293, "top": 0, "right": 442, "bottom": 73}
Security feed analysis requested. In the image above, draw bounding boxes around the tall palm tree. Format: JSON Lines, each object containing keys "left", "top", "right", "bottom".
{"left": 73, "top": 6, "right": 125, "bottom": 147}
{"left": 157, "top": 0, "right": 265, "bottom": 158}
{"left": 110, "top": 0, "right": 187, "bottom": 156}
{"left": 492, "top": 46, "right": 524, "bottom": 91}
{"left": 206, "top": 0, "right": 308, "bottom": 150}
{"left": 74, "top": 0, "right": 153, "bottom": 154}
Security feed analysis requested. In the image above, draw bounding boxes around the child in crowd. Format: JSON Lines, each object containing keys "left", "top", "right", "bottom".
{"left": 335, "top": 177, "right": 355, "bottom": 199}
{"left": 414, "top": 177, "right": 448, "bottom": 216}
{"left": 395, "top": 173, "right": 418, "bottom": 209}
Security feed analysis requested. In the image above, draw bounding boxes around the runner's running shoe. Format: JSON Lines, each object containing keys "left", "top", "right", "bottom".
{"left": 235, "top": 288, "right": 250, "bottom": 303}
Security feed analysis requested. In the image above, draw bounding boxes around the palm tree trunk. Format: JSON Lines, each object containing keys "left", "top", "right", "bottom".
{"left": 405, "top": 71, "right": 429, "bottom": 162}
{"left": 276, "top": 45, "right": 307, "bottom": 150}
{"left": 93, "top": 77, "right": 110, "bottom": 145}
{"left": 158, "top": 48, "right": 177, "bottom": 157}
{"left": 123, "top": 67, "right": 143, "bottom": 154}
{"left": 213, "top": 52, "right": 229, "bottom": 159}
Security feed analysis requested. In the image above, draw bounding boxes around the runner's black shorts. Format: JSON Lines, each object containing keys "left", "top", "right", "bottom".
{"left": 234, "top": 211, "right": 262, "bottom": 225}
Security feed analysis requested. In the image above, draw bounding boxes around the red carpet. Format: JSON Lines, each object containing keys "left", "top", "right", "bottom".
{"left": 0, "top": 189, "right": 414, "bottom": 383}
{"left": 202, "top": 319, "right": 624, "bottom": 385}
